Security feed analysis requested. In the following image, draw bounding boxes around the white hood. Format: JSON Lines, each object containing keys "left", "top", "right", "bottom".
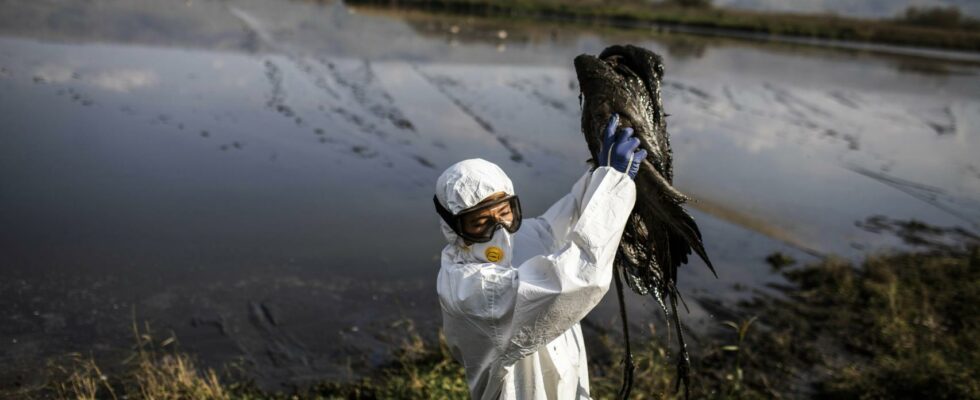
{"left": 434, "top": 158, "right": 515, "bottom": 243}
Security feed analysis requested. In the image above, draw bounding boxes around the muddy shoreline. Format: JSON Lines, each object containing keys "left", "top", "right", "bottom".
{"left": 26, "top": 242, "right": 980, "bottom": 399}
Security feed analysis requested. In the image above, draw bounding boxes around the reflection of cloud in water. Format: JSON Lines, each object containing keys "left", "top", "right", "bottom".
{"left": 88, "top": 68, "right": 158, "bottom": 92}
{"left": 32, "top": 63, "right": 158, "bottom": 92}
{"left": 32, "top": 64, "right": 74, "bottom": 83}
{"left": 847, "top": 165, "right": 980, "bottom": 229}
{"left": 659, "top": 73, "right": 980, "bottom": 256}
{"left": 13, "top": 33, "right": 979, "bottom": 256}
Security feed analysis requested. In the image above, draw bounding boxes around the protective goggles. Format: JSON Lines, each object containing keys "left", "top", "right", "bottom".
{"left": 434, "top": 194, "right": 523, "bottom": 243}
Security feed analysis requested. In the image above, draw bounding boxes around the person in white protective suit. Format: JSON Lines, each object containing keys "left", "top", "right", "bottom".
{"left": 434, "top": 113, "right": 647, "bottom": 400}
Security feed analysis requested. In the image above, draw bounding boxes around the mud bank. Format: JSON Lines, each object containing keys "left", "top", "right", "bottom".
{"left": 30, "top": 242, "right": 979, "bottom": 399}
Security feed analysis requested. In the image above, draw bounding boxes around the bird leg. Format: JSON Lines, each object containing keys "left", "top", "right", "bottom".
{"left": 670, "top": 294, "right": 691, "bottom": 400}
{"left": 614, "top": 266, "right": 635, "bottom": 400}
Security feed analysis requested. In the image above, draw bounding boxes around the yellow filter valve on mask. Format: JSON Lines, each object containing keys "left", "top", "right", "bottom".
{"left": 484, "top": 246, "right": 504, "bottom": 262}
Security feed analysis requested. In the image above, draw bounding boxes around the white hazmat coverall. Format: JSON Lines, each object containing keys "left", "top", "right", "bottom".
{"left": 435, "top": 158, "right": 636, "bottom": 400}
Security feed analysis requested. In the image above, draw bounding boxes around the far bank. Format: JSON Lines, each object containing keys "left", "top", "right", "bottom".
{"left": 345, "top": 0, "right": 980, "bottom": 53}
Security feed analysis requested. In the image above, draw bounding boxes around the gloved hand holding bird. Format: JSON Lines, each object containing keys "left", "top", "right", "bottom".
{"left": 574, "top": 44, "right": 716, "bottom": 400}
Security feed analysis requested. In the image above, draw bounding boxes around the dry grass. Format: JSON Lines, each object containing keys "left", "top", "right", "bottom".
{"left": 50, "top": 322, "right": 228, "bottom": 400}
{"left": 51, "top": 355, "right": 116, "bottom": 400}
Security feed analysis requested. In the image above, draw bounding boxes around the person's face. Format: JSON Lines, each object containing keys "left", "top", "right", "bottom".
{"left": 461, "top": 192, "right": 514, "bottom": 238}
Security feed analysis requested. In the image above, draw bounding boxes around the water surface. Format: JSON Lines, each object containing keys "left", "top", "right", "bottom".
{"left": 1, "top": 0, "right": 978, "bottom": 390}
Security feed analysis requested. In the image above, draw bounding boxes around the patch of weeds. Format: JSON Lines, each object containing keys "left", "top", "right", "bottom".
{"left": 45, "top": 321, "right": 228, "bottom": 400}
{"left": 741, "top": 246, "right": 980, "bottom": 399}
{"left": 765, "top": 251, "right": 796, "bottom": 271}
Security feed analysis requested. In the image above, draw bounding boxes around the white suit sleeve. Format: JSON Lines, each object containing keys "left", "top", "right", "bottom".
{"left": 440, "top": 166, "right": 636, "bottom": 370}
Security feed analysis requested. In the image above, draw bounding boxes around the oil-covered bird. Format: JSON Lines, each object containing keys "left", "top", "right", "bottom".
{"left": 574, "top": 44, "right": 716, "bottom": 399}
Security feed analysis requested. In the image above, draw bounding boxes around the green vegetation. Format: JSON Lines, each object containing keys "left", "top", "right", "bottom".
{"left": 345, "top": 0, "right": 980, "bottom": 52}
{"left": 34, "top": 245, "right": 980, "bottom": 399}
{"left": 665, "top": 0, "right": 711, "bottom": 9}
{"left": 734, "top": 246, "right": 980, "bottom": 399}
{"left": 899, "top": 6, "right": 980, "bottom": 30}
{"left": 764, "top": 251, "right": 796, "bottom": 270}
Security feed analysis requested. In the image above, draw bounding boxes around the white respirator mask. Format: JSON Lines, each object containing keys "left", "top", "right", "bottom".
{"left": 467, "top": 228, "right": 514, "bottom": 266}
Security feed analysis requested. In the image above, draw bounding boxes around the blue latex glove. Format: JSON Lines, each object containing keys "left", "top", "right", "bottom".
{"left": 597, "top": 113, "right": 648, "bottom": 180}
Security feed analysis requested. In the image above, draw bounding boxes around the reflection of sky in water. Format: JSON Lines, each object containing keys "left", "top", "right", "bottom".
{"left": 1, "top": 0, "right": 979, "bottom": 388}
